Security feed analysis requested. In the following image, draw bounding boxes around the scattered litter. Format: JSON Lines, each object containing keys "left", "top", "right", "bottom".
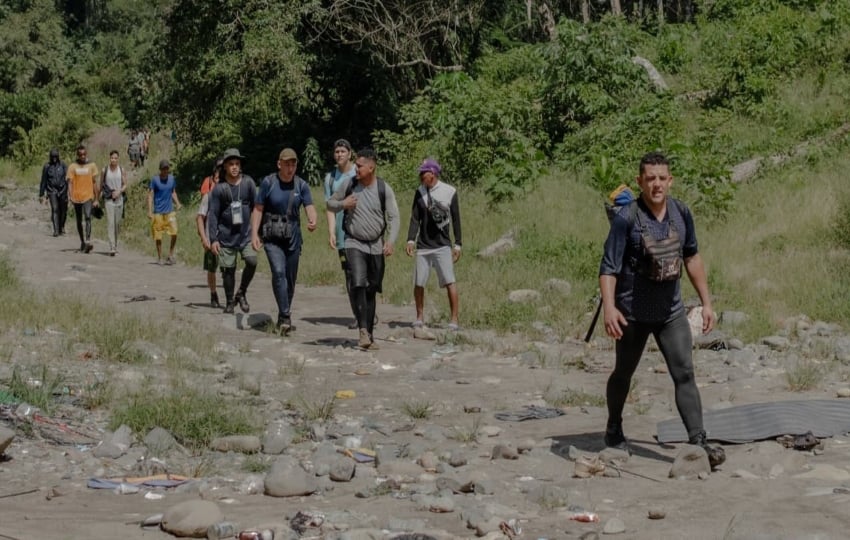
{"left": 334, "top": 390, "right": 356, "bottom": 399}
{"left": 113, "top": 483, "right": 140, "bottom": 495}
{"left": 138, "top": 513, "right": 164, "bottom": 528}
{"left": 144, "top": 492, "right": 164, "bottom": 500}
{"left": 87, "top": 474, "right": 190, "bottom": 491}
{"left": 500, "top": 518, "right": 522, "bottom": 538}
{"left": 380, "top": 364, "right": 397, "bottom": 370}
{"left": 777, "top": 431, "right": 822, "bottom": 451}
{"left": 569, "top": 511, "right": 599, "bottom": 523}
{"left": 343, "top": 447, "right": 376, "bottom": 463}
{"left": 290, "top": 510, "right": 324, "bottom": 535}
{"left": 124, "top": 295, "right": 156, "bottom": 303}
{"left": 494, "top": 405, "right": 565, "bottom": 422}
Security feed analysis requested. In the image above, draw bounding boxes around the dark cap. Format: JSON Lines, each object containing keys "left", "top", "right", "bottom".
{"left": 221, "top": 148, "right": 246, "bottom": 162}
{"left": 418, "top": 158, "right": 442, "bottom": 177}
{"left": 334, "top": 138, "right": 352, "bottom": 151}
{"left": 49, "top": 148, "right": 59, "bottom": 158}
{"left": 159, "top": 159, "right": 171, "bottom": 169}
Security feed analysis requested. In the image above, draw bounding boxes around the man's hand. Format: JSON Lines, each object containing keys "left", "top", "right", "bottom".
{"left": 452, "top": 246, "right": 462, "bottom": 263}
{"left": 342, "top": 195, "right": 358, "bottom": 210}
{"left": 40, "top": 196, "right": 47, "bottom": 205}
{"left": 328, "top": 234, "right": 337, "bottom": 249}
{"left": 383, "top": 243, "right": 394, "bottom": 256}
{"left": 112, "top": 191, "right": 121, "bottom": 201}
{"left": 148, "top": 211, "right": 154, "bottom": 220}
{"left": 306, "top": 218, "right": 317, "bottom": 232}
{"left": 405, "top": 242, "right": 414, "bottom": 257}
{"left": 211, "top": 241, "right": 221, "bottom": 255}
{"left": 603, "top": 305, "right": 628, "bottom": 340}
{"left": 251, "top": 235, "right": 262, "bottom": 251}
{"left": 201, "top": 238, "right": 211, "bottom": 250}
{"left": 701, "top": 305, "right": 716, "bottom": 334}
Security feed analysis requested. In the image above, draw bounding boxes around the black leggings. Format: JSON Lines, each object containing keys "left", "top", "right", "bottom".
{"left": 606, "top": 310, "right": 704, "bottom": 438}
{"left": 221, "top": 256, "right": 257, "bottom": 303}
{"left": 48, "top": 192, "right": 68, "bottom": 235}
{"left": 73, "top": 200, "right": 92, "bottom": 245}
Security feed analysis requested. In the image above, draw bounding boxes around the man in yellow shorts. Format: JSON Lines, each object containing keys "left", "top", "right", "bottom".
{"left": 147, "top": 159, "right": 183, "bottom": 265}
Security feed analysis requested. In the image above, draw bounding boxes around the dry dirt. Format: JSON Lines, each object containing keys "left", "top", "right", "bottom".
{"left": 1, "top": 184, "right": 849, "bottom": 540}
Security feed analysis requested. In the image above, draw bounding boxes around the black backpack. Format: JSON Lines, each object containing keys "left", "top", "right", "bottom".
{"left": 342, "top": 178, "right": 387, "bottom": 242}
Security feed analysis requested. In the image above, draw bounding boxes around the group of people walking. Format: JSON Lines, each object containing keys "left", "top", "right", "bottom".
{"left": 40, "top": 142, "right": 726, "bottom": 467}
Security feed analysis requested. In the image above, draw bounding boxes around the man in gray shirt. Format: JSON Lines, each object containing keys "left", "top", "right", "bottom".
{"left": 327, "top": 148, "right": 400, "bottom": 350}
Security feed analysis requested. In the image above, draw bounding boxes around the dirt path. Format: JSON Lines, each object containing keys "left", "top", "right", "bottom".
{"left": 1, "top": 186, "right": 849, "bottom": 540}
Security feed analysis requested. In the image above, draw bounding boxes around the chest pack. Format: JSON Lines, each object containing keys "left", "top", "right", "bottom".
{"left": 261, "top": 177, "right": 304, "bottom": 242}
{"left": 623, "top": 199, "right": 687, "bottom": 282}
{"left": 342, "top": 178, "right": 387, "bottom": 242}
{"left": 418, "top": 185, "right": 451, "bottom": 230}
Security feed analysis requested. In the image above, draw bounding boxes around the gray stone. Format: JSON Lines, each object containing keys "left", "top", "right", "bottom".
{"left": 762, "top": 336, "right": 790, "bottom": 351}
{"left": 669, "top": 445, "right": 711, "bottom": 479}
{"left": 329, "top": 457, "right": 356, "bottom": 482}
{"left": 92, "top": 442, "right": 125, "bottom": 459}
{"left": 310, "top": 423, "right": 326, "bottom": 441}
{"left": 527, "top": 484, "right": 569, "bottom": 508}
{"left": 448, "top": 450, "right": 467, "bottom": 467}
{"left": 480, "top": 425, "right": 501, "bottom": 437}
{"left": 507, "top": 289, "right": 541, "bottom": 304}
{"left": 417, "top": 451, "right": 439, "bottom": 470}
{"left": 144, "top": 427, "right": 177, "bottom": 454}
{"left": 490, "top": 445, "right": 518, "bottom": 460}
{"left": 543, "top": 278, "right": 572, "bottom": 296}
{"left": 516, "top": 438, "right": 535, "bottom": 454}
{"left": 264, "top": 456, "right": 318, "bottom": 497}
{"left": 0, "top": 426, "right": 14, "bottom": 455}
{"left": 602, "top": 517, "right": 626, "bottom": 535}
{"left": 720, "top": 311, "right": 749, "bottom": 326}
{"left": 837, "top": 388, "right": 850, "bottom": 398}
{"left": 210, "top": 435, "right": 261, "bottom": 454}
{"left": 386, "top": 517, "right": 427, "bottom": 531}
{"left": 473, "top": 479, "right": 495, "bottom": 495}
{"left": 567, "top": 445, "right": 583, "bottom": 461}
{"left": 93, "top": 424, "right": 133, "bottom": 459}
{"left": 413, "top": 493, "right": 455, "bottom": 513}
{"left": 124, "top": 340, "right": 165, "bottom": 363}
{"left": 477, "top": 229, "right": 516, "bottom": 258}
{"left": 161, "top": 500, "right": 224, "bottom": 538}
{"left": 262, "top": 420, "right": 295, "bottom": 454}
{"left": 834, "top": 337, "right": 850, "bottom": 364}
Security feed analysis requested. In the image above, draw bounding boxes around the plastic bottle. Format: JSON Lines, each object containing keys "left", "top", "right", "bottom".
{"left": 238, "top": 530, "right": 274, "bottom": 540}
{"left": 207, "top": 521, "right": 238, "bottom": 540}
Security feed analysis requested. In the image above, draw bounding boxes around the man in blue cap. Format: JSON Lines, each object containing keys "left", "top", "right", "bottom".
{"left": 405, "top": 158, "right": 462, "bottom": 337}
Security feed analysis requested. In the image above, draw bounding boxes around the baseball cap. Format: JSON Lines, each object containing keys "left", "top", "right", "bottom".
{"left": 278, "top": 148, "right": 298, "bottom": 161}
{"left": 159, "top": 159, "right": 171, "bottom": 169}
{"left": 418, "top": 158, "right": 442, "bottom": 177}
{"left": 334, "top": 139, "right": 352, "bottom": 151}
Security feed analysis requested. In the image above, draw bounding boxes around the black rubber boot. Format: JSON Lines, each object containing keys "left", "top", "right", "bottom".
{"left": 689, "top": 432, "right": 726, "bottom": 469}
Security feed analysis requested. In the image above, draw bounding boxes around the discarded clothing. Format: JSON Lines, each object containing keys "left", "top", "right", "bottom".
{"left": 494, "top": 405, "right": 565, "bottom": 422}
{"left": 87, "top": 474, "right": 189, "bottom": 490}
{"left": 657, "top": 399, "right": 850, "bottom": 443}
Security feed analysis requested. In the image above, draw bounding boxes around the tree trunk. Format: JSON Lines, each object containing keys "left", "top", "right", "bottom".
{"left": 657, "top": 0, "right": 664, "bottom": 25}
{"left": 581, "top": 0, "right": 590, "bottom": 23}
{"left": 611, "top": 0, "right": 622, "bottom": 16}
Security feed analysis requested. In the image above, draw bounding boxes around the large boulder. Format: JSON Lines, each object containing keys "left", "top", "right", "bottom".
{"left": 160, "top": 500, "right": 224, "bottom": 538}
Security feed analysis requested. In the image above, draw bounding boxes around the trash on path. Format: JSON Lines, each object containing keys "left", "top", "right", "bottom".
{"left": 87, "top": 474, "right": 190, "bottom": 491}
{"left": 494, "top": 405, "right": 564, "bottom": 422}
{"left": 334, "top": 390, "right": 356, "bottom": 399}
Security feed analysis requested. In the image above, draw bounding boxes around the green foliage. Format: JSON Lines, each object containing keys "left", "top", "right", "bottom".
{"left": 110, "top": 388, "right": 258, "bottom": 449}
{"left": 542, "top": 17, "right": 651, "bottom": 141}
{"left": 301, "top": 137, "right": 324, "bottom": 186}
{"left": 7, "top": 365, "right": 64, "bottom": 413}
{"left": 832, "top": 193, "right": 850, "bottom": 251}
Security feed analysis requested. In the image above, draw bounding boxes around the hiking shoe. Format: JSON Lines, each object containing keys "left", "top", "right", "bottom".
{"left": 235, "top": 291, "right": 250, "bottom": 313}
{"left": 210, "top": 292, "right": 221, "bottom": 308}
{"left": 165, "top": 256, "right": 175, "bottom": 266}
{"left": 413, "top": 325, "right": 436, "bottom": 340}
{"left": 80, "top": 243, "right": 86, "bottom": 252}
{"left": 278, "top": 316, "right": 292, "bottom": 336}
{"left": 358, "top": 328, "right": 372, "bottom": 349}
{"left": 156, "top": 258, "right": 163, "bottom": 265}
{"left": 604, "top": 424, "right": 631, "bottom": 454}
{"left": 689, "top": 432, "right": 726, "bottom": 469}
{"left": 84, "top": 243, "right": 93, "bottom": 254}
{"left": 223, "top": 301, "right": 236, "bottom": 314}
{"left": 448, "top": 322, "right": 460, "bottom": 332}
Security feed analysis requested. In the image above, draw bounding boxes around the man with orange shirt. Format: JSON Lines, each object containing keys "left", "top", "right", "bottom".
{"left": 66, "top": 145, "right": 100, "bottom": 253}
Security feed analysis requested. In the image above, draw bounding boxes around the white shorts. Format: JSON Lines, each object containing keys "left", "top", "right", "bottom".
{"left": 414, "top": 246, "right": 455, "bottom": 288}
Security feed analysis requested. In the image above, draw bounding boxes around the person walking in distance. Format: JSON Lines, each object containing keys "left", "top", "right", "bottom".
{"left": 599, "top": 151, "right": 725, "bottom": 469}
{"left": 100, "top": 150, "right": 127, "bottom": 256}
{"left": 207, "top": 148, "right": 258, "bottom": 314}
{"left": 39, "top": 148, "right": 68, "bottom": 237}
{"left": 405, "top": 158, "right": 462, "bottom": 338}
{"left": 251, "top": 148, "right": 318, "bottom": 335}
{"left": 197, "top": 158, "right": 223, "bottom": 307}
{"left": 323, "top": 139, "right": 358, "bottom": 327}
{"left": 66, "top": 145, "right": 100, "bottom": 253}
{"left": 326, "top": 148, "right": 400, "bottom": 350}
{"left": 147, "top": 159, "right": 183, "bottom": 265}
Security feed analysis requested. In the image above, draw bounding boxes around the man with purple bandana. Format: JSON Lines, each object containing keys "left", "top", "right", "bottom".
{"left": 405, "top": 158, "right": 462, "bottom": 337}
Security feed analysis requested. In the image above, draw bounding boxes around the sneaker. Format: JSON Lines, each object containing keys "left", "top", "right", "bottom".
{"left": 109, "top": 248, "right": 116, "bottom": 257}
{"left": 278, "top": 316, "right": 292, "bottom": 336}
{"left": 358, "top": 328, "right": 372, "bottom": 349}
{"left": 84, "top": 243, "right": 93, "bottom": 254}
{"left": 210, "top": 292, "right": 221, "bottom": 308}
{"left": 689, "top": 432, "right": 726, "bottom": 469}
{"left": 156, "top": 258, "right": 163, "bottom": 265}
{"left": 223, "top": 301, "right": 236, "bottom": 314}
{"left": 368, "top": 340, "right": 380, "bottom": 351}
{"left": 80, "top": 243, "right": 86, "bottom": 252}
{"left": 165, "top": 256, "right": 174, "bottom": 265}
{"left": 347, "top": 320, "right": 358, "bottom": 330}
{"left": 52, "top": 231, "right": 59, "bottom": 237}
{"left": 604, "top": 424, "right": 631, "bottom": 454}
{"left": 235, "top": 291, "right": 250, "bottom": 313}
{"left": 447, "top": 322, "right": 460, "bottom": 332}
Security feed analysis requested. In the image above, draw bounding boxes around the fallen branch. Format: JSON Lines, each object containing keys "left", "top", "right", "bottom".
{"left": 0, "top": 488, "right": 39, "bottom": 499}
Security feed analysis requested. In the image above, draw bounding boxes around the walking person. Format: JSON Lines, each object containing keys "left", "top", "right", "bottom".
{"left": 66, "top": 145, "right": 100, "bottom": 253}
{"left": 197, "top": 158, "right": 223, "bottom": 307}
{"left": 326, "top": 148, "right": 400, "bottom": 350}
{"left": 147, "top": 159, "right": 182, "bottom": 265}
{"left": 207, "top": 148, "right": 258, "bottom": 314}
{"left": 251, "top": 148, "right": 318, "bottom": 334}
{"left": 405, "top": 158, "right": 462, "bottom": 338}
{"left": 100, "top": 150, "right": 127, "bottom": 256}
{"left": 323, "top": 138, "right": 358, "bottom": 327}
{"left": 39, "top": 148, "right": 68, "bottom": 237}
{"left": 599, "top": 151, "right": 725, "bottom": 468}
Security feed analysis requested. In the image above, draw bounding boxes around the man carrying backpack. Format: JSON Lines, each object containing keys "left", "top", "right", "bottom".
{"left": 39, "top": 148, "right": 68, "bottom": 237}
{"left": 405, "top": 158, "right": 462, "bottom": 338}
{"left": 326, "top": 148, "right": 400, "bottom": 350}
{"left": 599, "top": 151, "right": 725, "bottom": 469}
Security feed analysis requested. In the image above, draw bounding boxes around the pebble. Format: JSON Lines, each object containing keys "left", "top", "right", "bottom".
{"left": 647, "top": 509, "right": 665, "bottom": 520}
{"left": 490, "top": 445, "right": 518, "bottom": 460}
{"left": 836, "top": 388, "right": 850, "bottom": 398}
{"left": 602, "top": 517, "right": 626, "bottom": 534}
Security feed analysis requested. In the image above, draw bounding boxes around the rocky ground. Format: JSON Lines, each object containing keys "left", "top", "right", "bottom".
{"left": 2, "top": 182, "right": 850, "bottom": 540}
